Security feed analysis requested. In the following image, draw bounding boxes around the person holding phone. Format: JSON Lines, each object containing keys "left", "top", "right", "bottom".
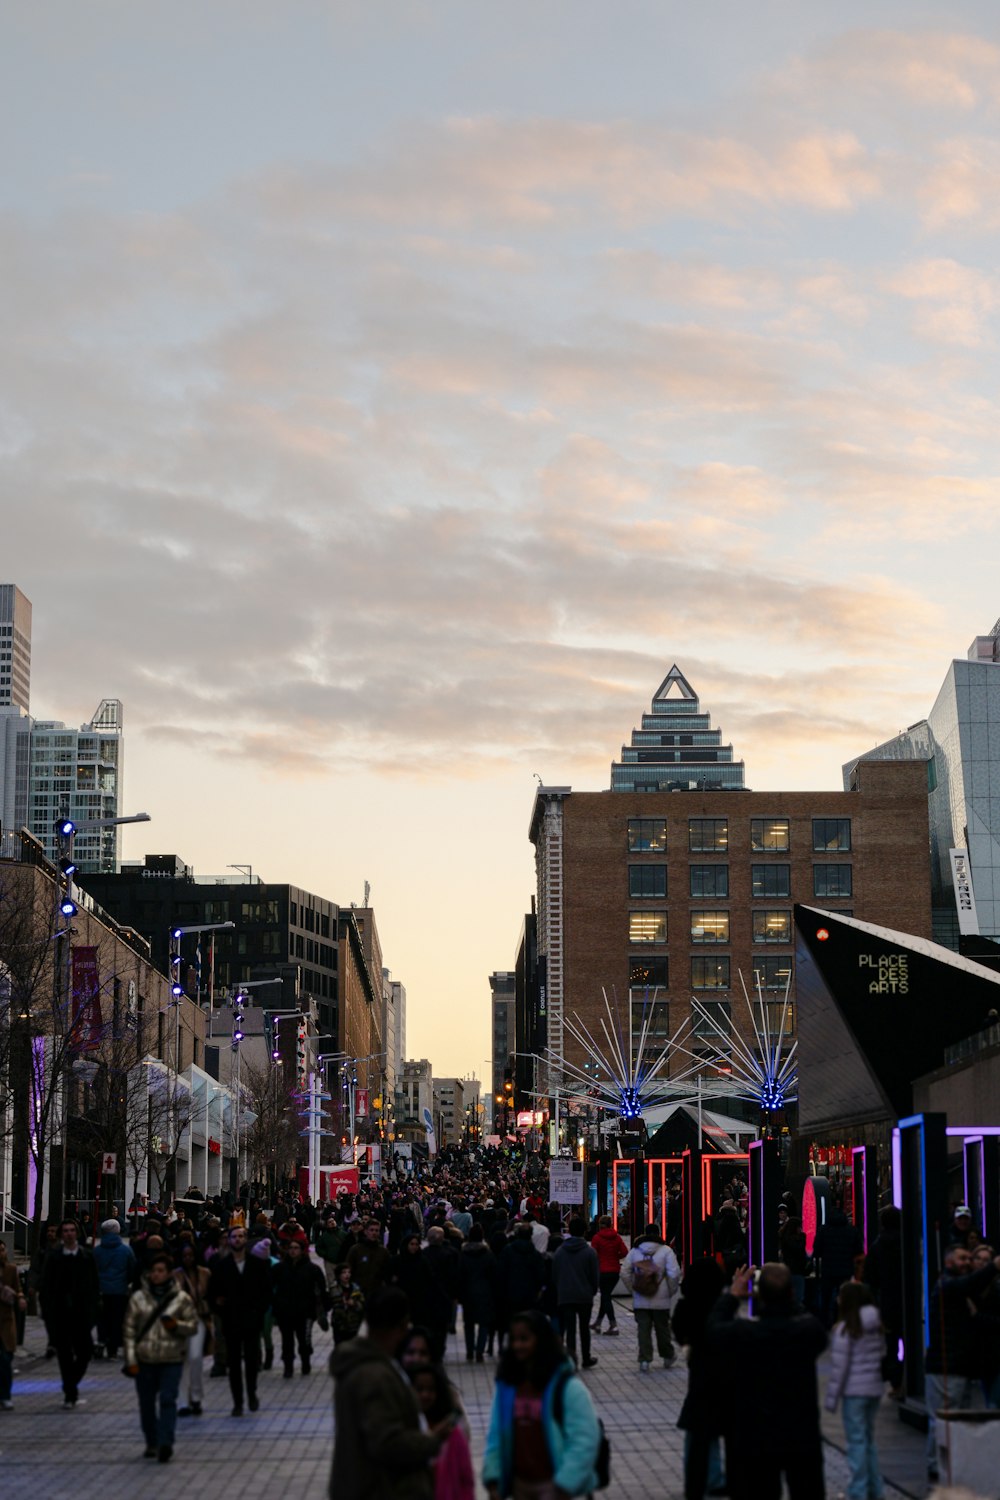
{"left": 122, "top": 1250, "right": 199, "bottom": 1463}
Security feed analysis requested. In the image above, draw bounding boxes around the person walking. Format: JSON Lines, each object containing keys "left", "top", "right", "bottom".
{"left": 925, "top": 1241, "right": 1000, "bottom": 1481}
{"left": 40, "top": 1218, "right": 100, "bottom": 1409}
{"left": 410, "top": 1362, "right": 476, "bottom": 1500}
{"left": 813, "top": 1204, "right": 863, "bottom": 1326}
{"left": 329, "top": 1287, "right": 454, "bottom": 1500}
{"left": 272, "top": 1238, "right": 326, "bottom": 1376}
{"left": 483, "top": 1308, "right": 602, "bottom": 1500}
{"left": 550, "top": 1218, "right": 600, "bottom": 1370}
{"left": 174, "top": 1240, "right": 211, "bottom": 1416}
{"left": 824, "top": 1281, "right": 886, "bottom": 1500}
{"left": 458, "top": 1225, "right": 498, "bottom": 1363}
{"left": 92, "top": 1217, "right": 136, "bottom": 1361}
{"left": 316, "top": 1212, "right": 348, "bottom": 1297}
{"left": 620, "top": 1221, "right": 680, "bottom": 1372}
{"left": 0, "top": 1239, "right": 27, "bottom": 1410}
{"left": 330, "top": 1263, "right": 366, "bottom": 1346}
{"left": 863, "top": 1206, "right": 904, "bottom": 1397}
{"left": 497, "top": 1223, "right": 547, "bottom": 1333}
{"left": 208, "top": 1223, "right": 272, "bottom": 1416}
{"left": 672, "top": 1257, "right": 727, "bottom": 1500}
{"left": 346, "top": 1218, "right": 392, "bottom": 1302}
{"left": 122, "top": 1250, "right": 199, "bottom": 1463}
{"left": 589, "top": 1215, "right": 627, "bottom": 1337}
{"left": 708, "top": 1263, "right": 827, "bottom": 1500}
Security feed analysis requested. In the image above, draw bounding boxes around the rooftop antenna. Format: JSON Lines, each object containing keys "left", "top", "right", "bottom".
{"left": 364, "top": 880, "right": 370, "bottom": 908}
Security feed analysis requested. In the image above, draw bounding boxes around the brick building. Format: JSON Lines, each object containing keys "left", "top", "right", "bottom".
{"left": 529, "top": 670, "right": 932, "bottom": 1089}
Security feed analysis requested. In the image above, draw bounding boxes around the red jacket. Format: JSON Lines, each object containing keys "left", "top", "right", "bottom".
{"left": 591, "top": 1226, "right": 628, "bottom": 1274}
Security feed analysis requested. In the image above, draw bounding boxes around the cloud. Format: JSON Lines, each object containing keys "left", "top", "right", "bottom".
{"left": 781, "top": 30, "right": 1000, "bottom": 112}
{"left": 887, "top": 257, "right": 999, "bottom": 346}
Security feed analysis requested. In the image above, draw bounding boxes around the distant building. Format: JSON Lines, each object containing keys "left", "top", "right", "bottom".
{"left": 397, "top": 1058, "right": 434, "bottom": 1145}
{"left": 490, "top": 970, "right": 516, "bottom": 1121}
{"left": 0, "top": 584, "right": 31, "bottom": 712}
{"left": 433, "top": 1076, "right": 466, "bottom": 1146}
{"left": 29, "top": 699, "right": 124, "bottom": 872}
{"left": 611, "top": 665, "right": 746, "bottom": 794}
{"left": 845, "top": 618, "right": 1000, "bottom": 950}
{"left": 515, "top": 911, "right": 544, "bottom": 1113}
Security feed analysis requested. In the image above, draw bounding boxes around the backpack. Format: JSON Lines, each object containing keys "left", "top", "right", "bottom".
{"left": 632, "top": 1247, "right": 663, "bottom": 1298}
{"left": 553, "top": 1369, "right": 610, "bottom": 1490}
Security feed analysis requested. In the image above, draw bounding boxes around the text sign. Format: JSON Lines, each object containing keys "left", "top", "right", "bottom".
{"left": 549, "top": 1159, "right": 584, "bottom": 1204}
{"left": 950, "top": 847, "right": 980, "bottom": 936}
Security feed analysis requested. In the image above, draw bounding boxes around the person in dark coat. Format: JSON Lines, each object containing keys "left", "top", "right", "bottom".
{"left": 707, "top": 1262, "right": 827, "bottom": 1500}
{"left": 207, "top": 1225, "right": 272, "bottom": 1415}
{"left": 92, "top": 1217, "right": 137, "bottom": 1360}
{"left": 457, "top": 1225, "right": 497, "bottom": 1363}
{"left": 422, "top": 1227, "right": 460, "bottom": 1361}
{"left": 391, "top": 1232, "right": 443, "bottom": 1334}
{"left": 497, "top": 1223, "right": 547, "bottom": 1328}
{"left": 672, "top": 1257, "right": 726, "bottom": 1500}
{"left": 813, "top": 1207, "right": 862, "bottom": 1326}
{"left": 925, "top": 1243, "right": 1000, "bottom": 1479}
{"left": 40, "top": 1219, "right": 101, "bottom": 1408}
{"left": 862, "top": 1205, "right": 903, "bottom": 1394}
{"left": 272, "top": 1239, "right": 326, "bottom": 1376}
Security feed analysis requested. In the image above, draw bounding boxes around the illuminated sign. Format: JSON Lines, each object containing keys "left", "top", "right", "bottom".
{"left": 950, "top": 847, "right": 980, "bottom": 936}
{"left": 858, "top": 952, "right": 909, "bottom": 994}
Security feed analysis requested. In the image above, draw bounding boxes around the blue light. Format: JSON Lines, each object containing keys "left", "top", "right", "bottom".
{"left": 233, "top": 1028, "right": 244, "bottom": 1043}
{"left": 171, "top": 983, "right": 184, "bottom": 998}
{"left": 59, "top": 820, "right": 75, "bottom": 837}
{"left": 59, "top": 898, "right": 77, "bottom": 917}
{"left": 172, "top": 928, "right": 183, "bottom": 941}
{"left": 619, "top": 1086, "right": 642, "bottom": 1120}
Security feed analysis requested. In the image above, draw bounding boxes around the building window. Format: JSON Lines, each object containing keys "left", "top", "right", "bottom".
{"left": 691, "top": 957, "right": 731, "bottom": 990}
{"left": 628, "top": 818, "right": 667, "bottom": 852}
{"left": 750, "top": 817, "right": 790, "bottom": 852}
{"left": 692, "top": 997, "right": 731, "bottom": 1037}
{"left": 633, "top": 997, "right": 671, "bottom": 1042}
{"left": 690, "top": 865, "right": 729, "bottom": 898}
{"left": 629, "top": 955, "right": 669, "bottom": 989}
{"left": 689, "top": 818, "right": 728, "bottom": 853}
{"left": 629, "top": 864, "right": 667, "bottom": 898}
{"left": 751, "top": 864, "right": 791, "bottom": 898}
{"left": 753, "top": 956, "right": 793, "bottom": 991}
{"left": 690, "top": 911, "right": 730, "bottom": 944}
{"left": 241, "top": 900, "right": 279, "bottom": 923}
{"left": 261, "top": 930, "right": 282, "bottom": 955}
{"left": 813, "top": 818, "right": 852, "bottom": 852}
{"left": 814, "top": 864, "right": 853, "bottom": 898}
{"left": 629, "top": 911, "right": 667, "bottom": 944}
{"left": 753, "top": 910, "right": 792, "bottom": 943}
{"left": 204, "top": 900, "right": 229, "bottom": 924}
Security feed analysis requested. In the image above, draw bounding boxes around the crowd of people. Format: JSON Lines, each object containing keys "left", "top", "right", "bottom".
{"left": 2, "top": 1147, "right": 995, "bottom": 1498}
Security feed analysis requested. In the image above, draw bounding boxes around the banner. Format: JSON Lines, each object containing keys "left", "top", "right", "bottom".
{"left": 355, "top": 1088, "right": 369, "bottom": 1117}
{"left": 71, "top": 946, "right": 102, "bottom": 1051}
{"left": 549, "top": 1159, "right": 584, "bottom": 1204}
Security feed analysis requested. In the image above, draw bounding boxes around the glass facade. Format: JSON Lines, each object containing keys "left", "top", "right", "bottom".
{"left": 611, "top": 665, "right": 746, "bottom": 793}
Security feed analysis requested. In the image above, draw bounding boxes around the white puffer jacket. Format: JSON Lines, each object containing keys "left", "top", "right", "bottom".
{"left": 825, "top": 1303, "right": 885, "bottom": 1407}
{"left": 620, "top": 1239, "right": 680, "bottom": 1310}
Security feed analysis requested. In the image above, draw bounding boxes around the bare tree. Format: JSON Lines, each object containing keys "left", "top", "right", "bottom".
{"left": 241, "top": 1056, "right": 299, "bottom": 1200}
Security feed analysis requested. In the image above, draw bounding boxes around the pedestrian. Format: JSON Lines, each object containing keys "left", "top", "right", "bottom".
{"left": 483, "top": 1308, "right": 602, "bottom": 1500}
{"left": 672, "top": 1257, "right": 727, "bottom": 1500}
{"left": 347, "top": 1218, "right": 392, "bottom": 1301}
{"left": 620, "top": 1221, "right": 680, "bottom": 1373}
{"left": 410, "top": 1362, "right": 476, "bottom": 1500}
{"left": 92, "top": 1217, "right": 136, "bottom": 1361}
{"left": 273, "top": 1239, "right": 326, "bottom": 1376}
{"left": 707, "top": 1263, "right": 827, "bottom": 1500}
{"left": 862, "top": 1206, "right": 904, "bottom": 1397}
{"left": 174, "top": 1240, "right": 211, "bottom": 1416}
{"left": 925, "top": 1241, "right": 1000, "bottom": 1482}
{"left": 122, "top": 1250, "right": 199, "bottom": 1463}
{"left": 824, "top": 1281, "right": 886, "bottom": 1500}
{"left": 423, "top": 1226, "right": 461, "bottom": 1360}
{"left": 40, "top": 1218, "right": 100, "bottom": 1409}
{"left": 329, "top": 1287, "right": 454, "bottom": 1500}
{"left": 777, "top": 1216, "right": 809, "bottom": 1309}
{"left": 813, "top": 1204, "right": 863, "bottom": 1326}
{"left": 207, "top": 1223, "right": 272, "bottom": 1416}
{"left": 458, "top": 1224, "right": 498, "bottom": 1363}
{"left": 331, "top": 1262, "right": 366, "bottom": 1345}
{"left": 30, "top": 1222, "right": 59, "bottom": 1357}
{"left": 316, "top": 1212, "right": 348, "bottom": 1296}
{"left": 589, "top": 1214, "right": 627, "bottom": 1338}
{"left": 497, "top": 1223, "right": 546, "bottom": 1334}
{"left": 0, "top": 1239, "right": 27, "bottom": 1410}
{"left": 550, "top": 1217, "right": 600, "bottom": 1370}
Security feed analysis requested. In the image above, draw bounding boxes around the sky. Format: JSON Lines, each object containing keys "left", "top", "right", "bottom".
{"left": 5, "top": 1, "right": 1000, "bottom": 1075}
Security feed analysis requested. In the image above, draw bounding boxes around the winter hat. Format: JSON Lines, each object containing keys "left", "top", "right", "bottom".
{"left": 101, "top": 1218, "right": 121, "bottom": 1234}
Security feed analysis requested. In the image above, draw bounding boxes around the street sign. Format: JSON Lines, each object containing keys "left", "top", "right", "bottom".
{"left": 549, "top": 1159, "right": 584, "bottom": 1204}
{"left": 101, "top": 1152, "right": 117, "bottom": 1173}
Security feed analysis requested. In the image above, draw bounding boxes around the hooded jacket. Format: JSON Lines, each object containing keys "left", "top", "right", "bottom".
{"left": 123, "top": 1277, "right": 199, "bottom": 1365}
{"left": 329, "top": 1336, "right": 441, "bottom": 1500}
{"left": 498, "top": 1233, "right": 547, "bottom": 1315}
{"left": 620, "top": 1238, "right": 680, "bottom": 1310}
{"left": 457, "top": 1241, "right": 498, "bottom": 1322}
{"left": 93, "top": 1229, "right": 137, "bottom": 1296}
{"left": 550, "top": 1235, "right": 600, "bottom": 1306}
{"left": 590, "top": 1226, "right": 628, "bottom": 1276}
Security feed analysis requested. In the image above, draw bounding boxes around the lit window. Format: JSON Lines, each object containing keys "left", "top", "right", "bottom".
{"left": 691, "top": 957, "right": 731, "bottom": 990}
{"left": 690, "top": 911, "right": 730, "bottom": 944}
{"left": 628, "top": 818, "right": 666, "bottom": 852}
{"left": 813, "top": 819, "right": 851, "bottom": 852}
{"left": 754, "top": 956, "right": 793, "bottom": 991}
{"left": 629, "top": 955, "right": 668, "bottom": 989}
{"left": 750, "top": 818, "right": 790, "bottom": 851}
{"left": 629, "top": 911, "right": 667, "bottom": 944}
{"left": 752, "top": 910, "right": 792, "bottom": 943}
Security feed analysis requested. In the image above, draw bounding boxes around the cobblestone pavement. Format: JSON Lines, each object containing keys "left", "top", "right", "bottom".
{"left": 1, "top": 1294, "right": 930, "bottom": 1499}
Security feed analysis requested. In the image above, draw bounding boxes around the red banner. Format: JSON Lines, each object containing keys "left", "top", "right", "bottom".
{"left": 71, "top": 946, "right": 102, "bottom": 1051}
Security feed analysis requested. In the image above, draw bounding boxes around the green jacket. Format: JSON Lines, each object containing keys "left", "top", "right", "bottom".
{"left": 316, "top": 1225, "right": 348, "bottom": 1264}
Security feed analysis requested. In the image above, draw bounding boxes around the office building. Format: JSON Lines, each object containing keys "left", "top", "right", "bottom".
{"left": 433, "top": 1076, "right": 466, "bottom": 1146}
{"left": 531, "top": 670, "right": 932, "bottom": 1087}
{"left": 845, "top": 618, "right": 1000, "bottom": 949}
{"left": 29, "top": 699, "right": 124, "bottom": 872}
{"left": 396, "top": 1059, "right": 434, "bottom": 1145}
{"left": 514, "top": 910, "right": 544, "bottom": 1113}
{"left": 0, "top": 585, "right": 31, "bottom": 712}
{"left": 490, "top": 970, "right": 516, "bottom": 1114}
{"left": 611, "top": 665, "right": 746, "bottom": 793}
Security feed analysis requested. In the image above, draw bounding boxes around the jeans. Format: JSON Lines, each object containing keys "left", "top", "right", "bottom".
{"left": 182, "top": 1321, "right": 205, "bottom": 1405}
{"left": 136, "top": 1361, "right": 183, "bottom": 1449}
{"left": 925, "top": 1371, "right": 978, "bottom": 1470}
{"left": 635, "top": 1307, "right": 674, "bottom": 1363}
{"left": 54, "top": 1323, "right": 92, "bottom": 1402}
{"left": 596, "top": 1271, "right": 619, "bottom": 1327}
{"left": 0, "top": 1345, "right": 12, "bottom": 1402}
{"left": 683, "top": 1431, "right": 724, "bottom": 1499}
{"left": 842, "top": 1396, "right": 883, "bottom": 1500}
{"left": 222, "top": 1317, "right": 261, "bottom": 1408}
{"left": 559, "top": 1302, "right": 593, "bottom": 1364}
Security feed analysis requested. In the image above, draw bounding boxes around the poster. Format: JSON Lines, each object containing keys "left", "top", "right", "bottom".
{"left": 71, "top": 946, "right": 102, "bottom": 1051}
{"left": 549, "top": 1159, "right": 584, "bottom": 1204}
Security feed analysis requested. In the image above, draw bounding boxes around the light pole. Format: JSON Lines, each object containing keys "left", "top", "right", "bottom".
{"left": 226, "top": 977, "right": 282, "bottom": 1198}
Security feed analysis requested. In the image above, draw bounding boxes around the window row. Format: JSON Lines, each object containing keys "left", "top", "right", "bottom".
{"left": 628, "top": 817, "right": 852, "bottom": 853}
{"left": 629, "top": 864, "right": 852, "bottom": 901}
{"left": 627, "top": 955, "right": 793, "bottom": 991}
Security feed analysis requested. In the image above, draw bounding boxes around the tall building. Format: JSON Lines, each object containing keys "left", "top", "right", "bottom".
{"left": 396, "top": 1059, "right": 434, "bottom": 1145}
{"left": 29, "top": 699, "right": 124, "bottom": 872}
{"left": 845, "top": 618, "right": 1000, "bottom": 949}
{"left": 381, "top": 968, "right": 407, "bottom": 1102}
{"left": 490, "top": 970, "right": 516, "bottom": 1115}
{"left": 433, "top": 1076, "right": 466, "bottom": 1145}
{"left": 0, "top": 584, "right": 31, "bottom": 711}
{"left": 531, "top": 670, "right": 932, "bottom": 1093}
{"left": 514, "top": 910, "right": 544, "bottom": 1111}
{"left": 611, "top": 665, "right": 746, "bottom": 793}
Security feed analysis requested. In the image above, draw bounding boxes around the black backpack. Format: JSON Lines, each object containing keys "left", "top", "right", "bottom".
{"left": 552, "top": 1368, "right": 610, "bottom": 1490}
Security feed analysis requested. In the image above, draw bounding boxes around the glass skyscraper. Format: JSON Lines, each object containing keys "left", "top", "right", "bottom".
{"left": 28, "top": 699, "right": 124, "bottom": 873}
{"left": 611, "top": 665, "right": 746, "bottom": 793}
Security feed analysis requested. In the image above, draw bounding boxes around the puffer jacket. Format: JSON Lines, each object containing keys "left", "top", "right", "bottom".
{"left": 591, "top": 1226, "right": 628, "bottom": 1275}
{"left": 123, "top": 1278, "right": 199, "bottom": 1365}
{"left": 824, "top": 1304, "right": 885, "bottom": 1407}
{"left": 93, "top": 1230, "right": 137, "bottom": 1295}
{"left": 620, "top": 1239, "right": 681, "bottom": 1310}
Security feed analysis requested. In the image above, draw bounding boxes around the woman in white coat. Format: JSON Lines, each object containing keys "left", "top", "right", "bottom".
{"left": 824, "top": 1280, "right": 886, "bottom": 1500}
{"left": 619, "top": 1223, "right": 680, "bottom": 1372}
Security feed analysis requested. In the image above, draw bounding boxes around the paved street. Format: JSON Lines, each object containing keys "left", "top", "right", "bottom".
{"left": 1, "top": 1293, "right": 931, "bottom": 1499}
